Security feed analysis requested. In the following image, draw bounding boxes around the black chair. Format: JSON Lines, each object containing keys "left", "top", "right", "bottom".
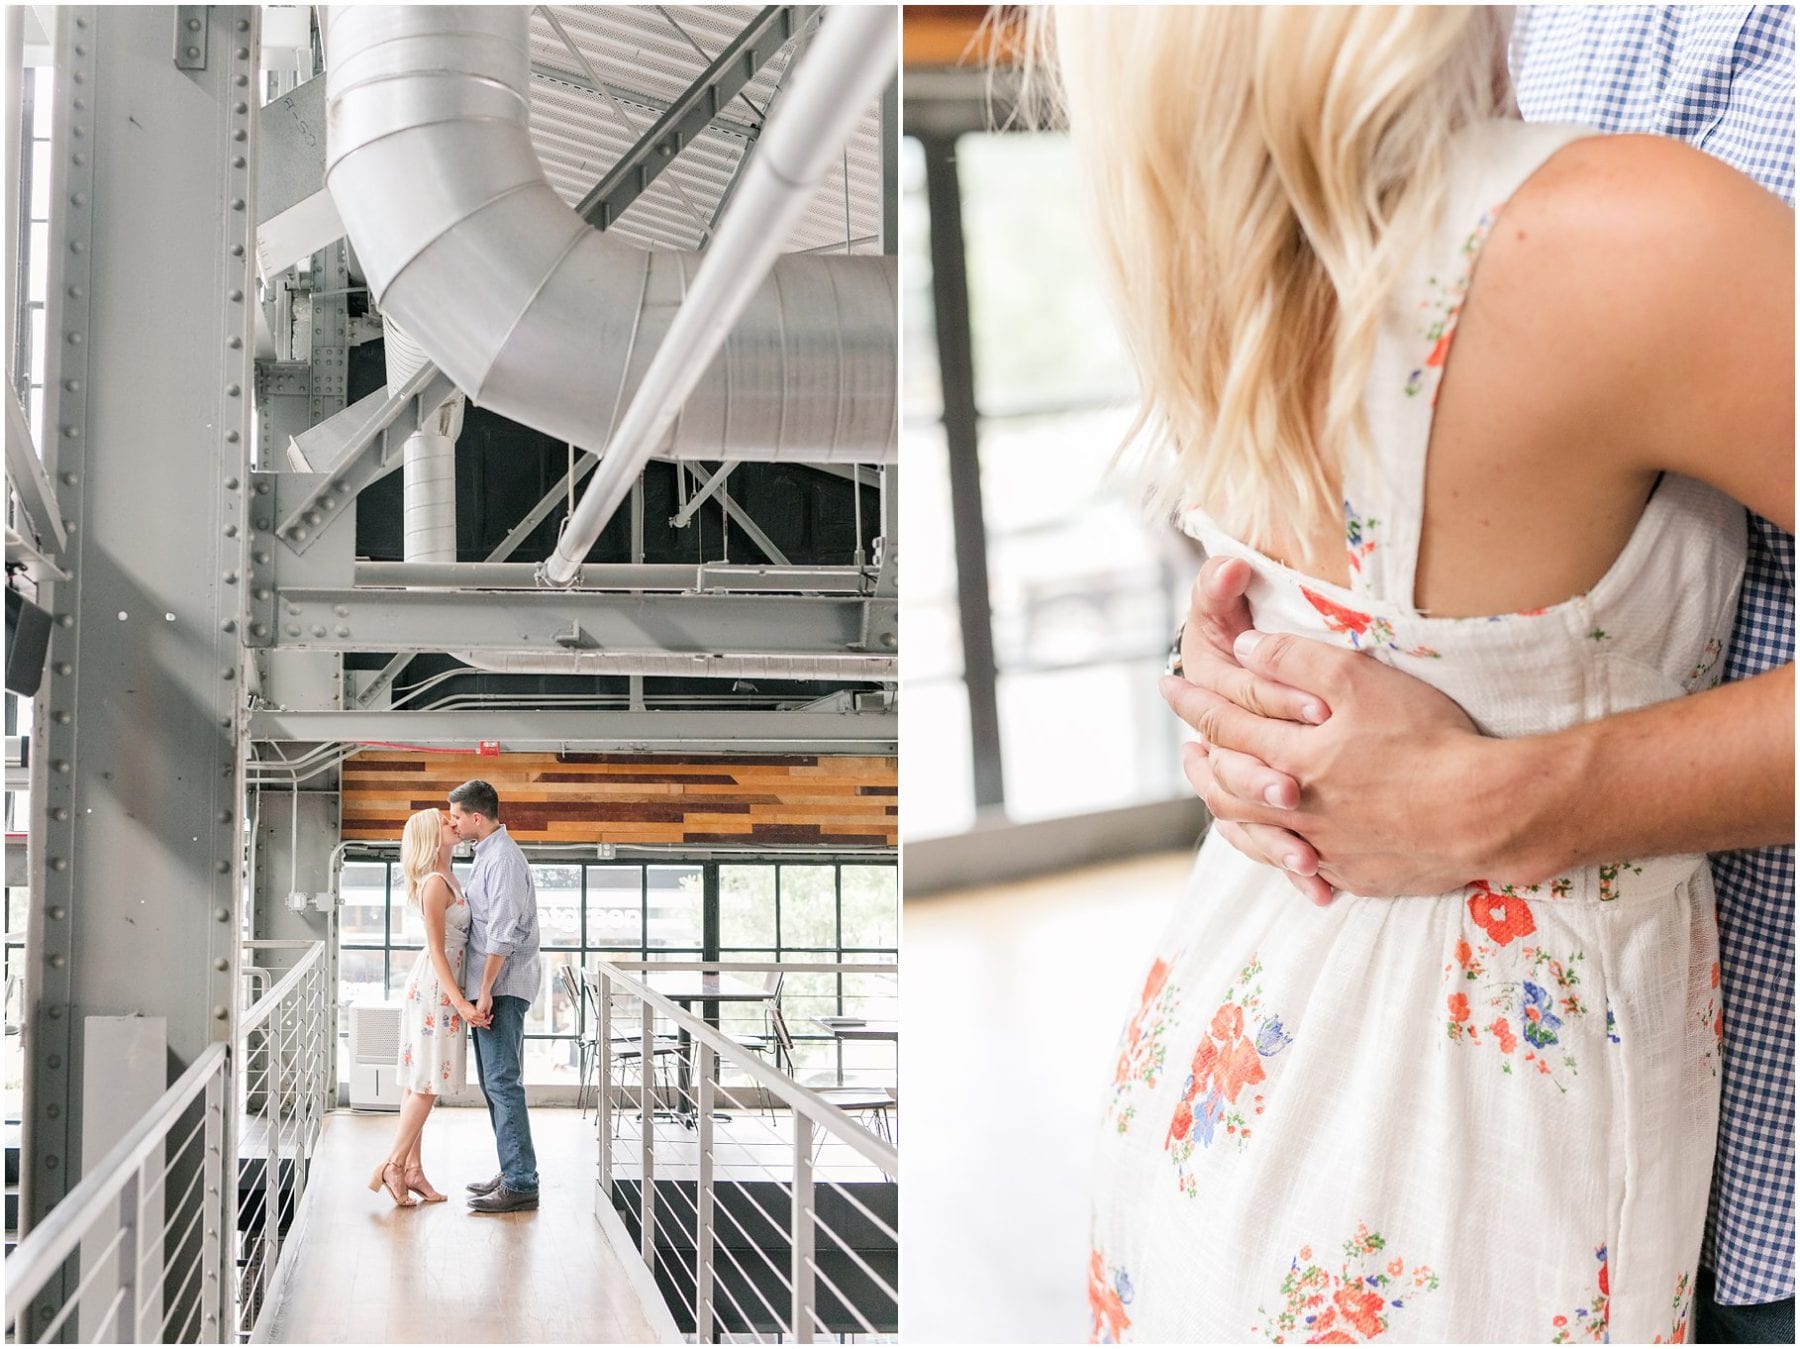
{"left": 569, "top": 967, "right": 680, "bottom": 1130}
{"left": 768, "top": 1003, "right": 896, "bottom": 1158}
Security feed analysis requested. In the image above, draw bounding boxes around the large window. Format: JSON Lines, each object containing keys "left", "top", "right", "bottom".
{"left": 903, "top": 126, "right": 1191, "bottom": 842}
{"left": 337, "top": 856, "right": 897, "bottom": 1087}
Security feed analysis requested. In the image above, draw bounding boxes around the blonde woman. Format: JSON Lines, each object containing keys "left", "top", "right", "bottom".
{"left": 1036, "top": 6, "right": 1792, "bottom": 1342}
{"left": 368, "top": 807, "right": 487, "bottom": 1206}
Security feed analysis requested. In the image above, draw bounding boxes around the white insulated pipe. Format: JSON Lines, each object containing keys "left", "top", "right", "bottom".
{"left": 322, "top": 6, "right": 898, "bottom": 485}
{"left": 402, "top": 429, "right": 457, "bottom": 562}
{"left": 539, "top": 7, "right": 900, "bottom": 587}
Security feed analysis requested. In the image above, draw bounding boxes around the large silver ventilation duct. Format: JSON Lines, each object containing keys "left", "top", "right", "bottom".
{"left": 323, "top": 6, "right": 899, "bottom": 473}
{"left": 539, "top": 6, "right": 899, "bottom": 587}
{"left": 455, "top": 652, "right": 897, "bottom": 680}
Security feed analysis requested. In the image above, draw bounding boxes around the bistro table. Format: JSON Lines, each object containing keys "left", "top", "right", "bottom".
{"left": 644, "top": 971, "right": 778, "bottom": 1125}
{"left": 813, "top": 1017, "right": 899, "bottom": 1042}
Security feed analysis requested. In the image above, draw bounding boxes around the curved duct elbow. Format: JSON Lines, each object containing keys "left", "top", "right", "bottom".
{"left": 453, "top": 652, "right": 897, "bottom": 681}
{"left": 324, "top": 6, "right": 897, "bottom": 465}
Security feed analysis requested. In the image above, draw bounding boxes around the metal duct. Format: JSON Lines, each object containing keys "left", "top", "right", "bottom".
{"left": 323, "top": 6, "right": 899, "bottom": 468}
{"left": 454, "top": 652, "right": 897, "bottom": 680}
{"left": 401, "top": 428, "right": 456, "bottom": 562}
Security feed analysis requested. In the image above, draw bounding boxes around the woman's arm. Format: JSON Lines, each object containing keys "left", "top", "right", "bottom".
{"left": 421, "top": 877, "right": 479, "bottom": 1022}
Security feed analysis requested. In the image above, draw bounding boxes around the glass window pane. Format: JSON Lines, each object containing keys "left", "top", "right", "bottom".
{"left": 338, "top": 948, "right": 387, "bottom": 1007}
{"left": 338, "top": 862, "right": 387, "bottom": 943}
{"left": 645, "top": 865, "right": 701, "bottom": 952}
{"left": 840, "top": 866, "right": 897, "bottom": 949}
{"left": 719, "top": 865, "right": 775, "bottom": 951}
{"left": 533, "top": 864, "right": 582, "bottom": 947}
{"left": 901, "top": 136, "right": 941, "bottom": 419}
{"left": 535, "top": 953, "right": 582, "bottom": 1038}
{"left": 393, "top": 892, "right": 425, "bottom": 948}
{"left": 5, "top": 886, "right": 27, "bottom": 934}
{"left": 778, "top": 866, "right": 836, "bottom": 950}
{"left": 997, "top": 661, "right": 1186, "bottom": 822}
{"left": 783, "top": 971, "right": 838, "bottom": 1034}
{"left": 524, "top": 1037, "right": 583, "bottom": 1087}
{"left": 900, "top": 678, "right": 974, "bottom": 841}
{"left": 957, "top": 132, "right": 1135, "bottom": 413}
{"left": 844, "top": 969, "right": 898, "bottom": 1022}
{"left": 586, "top": 867, "right": 643, "bottom": 951}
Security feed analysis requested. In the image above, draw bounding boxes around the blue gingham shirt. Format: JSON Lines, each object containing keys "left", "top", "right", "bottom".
{"left": 1515, "top": 5, "right": 1796, "bottom": 1307}
{"left": 461, "top": 825, "right": 542, "bottom": 1006}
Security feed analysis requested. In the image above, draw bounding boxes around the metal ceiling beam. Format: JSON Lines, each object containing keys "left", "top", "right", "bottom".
{"left": 247, "top": 706, "right": 898, "bottom": 752}
{"left": 528, "top": 63, "right": 762, "bottom": 144}
{"left": 576, "top": 6, "right": 819, "bottom": 231}
{"left": 262, "top": 586, "right": 896, "bottom": 656}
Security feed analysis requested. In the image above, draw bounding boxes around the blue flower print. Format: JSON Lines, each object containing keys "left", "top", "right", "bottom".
{"left": 1520, "top": 981, "right": 1563, "bottom": 1049}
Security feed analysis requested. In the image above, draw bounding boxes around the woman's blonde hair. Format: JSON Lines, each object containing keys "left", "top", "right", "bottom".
{"left": 400, "top": 807, "right": 444, "bottom": 908}
{"left": 1025, "top": 6, "right": 1511, "bottom": 547}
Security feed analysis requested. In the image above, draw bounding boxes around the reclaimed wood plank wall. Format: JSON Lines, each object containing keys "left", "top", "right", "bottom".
{"left": 339, "top": 751, "right": 898, "bottom": 847}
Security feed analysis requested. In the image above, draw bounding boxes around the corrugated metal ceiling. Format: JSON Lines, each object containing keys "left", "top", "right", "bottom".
{"left": 528, "top": 5, "right": 885, "bottom": 255}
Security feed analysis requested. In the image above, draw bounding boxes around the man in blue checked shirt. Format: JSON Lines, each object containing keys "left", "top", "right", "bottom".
{"left": 447, "top": 778, "right": 543, "bottom": 1213}
{"left": 1165, "top": 7, "right": 1794, "bottom": 1341}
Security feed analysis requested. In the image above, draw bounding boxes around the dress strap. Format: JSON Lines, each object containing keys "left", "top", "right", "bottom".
{"left": 1343, "top": 119, "right": 1600, "bottom": 612}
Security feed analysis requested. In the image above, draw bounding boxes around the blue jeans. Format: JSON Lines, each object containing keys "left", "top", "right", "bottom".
{"left": 471, "top": 995, "right": 538, "bottom": 1193}
{"left": 1698, "top": 1268, "right": 1795, "bottom": 1344}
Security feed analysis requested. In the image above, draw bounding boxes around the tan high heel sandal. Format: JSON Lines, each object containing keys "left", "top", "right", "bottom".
{"left": 404, "top": 1168, "right": 447, "bottom": 1203}
{"left": 368, "top": 1159, "right": 415, "bottom": 1206}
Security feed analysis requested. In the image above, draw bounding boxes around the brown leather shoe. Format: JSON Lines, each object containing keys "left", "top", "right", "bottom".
{"left": 464, "top": 1172, "right": 503, "bottom": 1196}
{"left": 466, "top": 1184, "right": 539, "bottom": 1214}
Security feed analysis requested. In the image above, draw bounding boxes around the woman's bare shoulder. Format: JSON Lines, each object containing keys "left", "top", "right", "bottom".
{"left": 1470, "top": 131, "right": 1791, "bottom": 503}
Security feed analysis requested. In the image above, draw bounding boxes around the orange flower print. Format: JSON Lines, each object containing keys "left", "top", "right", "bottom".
{"left": 1301, "top": 587, "right": 1373, "bottom": 639}
{"left": 1300, "top": 587, "right": 1442, "bottom": 660}
{"left": 1467, "top": 885, "right": 1536, "bottom": 946}
{"left": 1251, "top": 1224, "right": 1439, "bottom": 1342}
{"left": 1710, "top": 961, "right": 1720, "bottom": 989}
{"left": 1166, "top": 954, "right": 1292, "bottom": 1192}
{"left": 1446, "top": 934, "right": 1591, "bottom": 1093}
{"left": 1108, "top": 956, "right": 1181, "bottom": 1133}
{"left": 1650, "top": 1271, "right": 1694, "bottom": 1343}
{"left": 1550, "top": 1246, "right": 1610, "bottom": 1343}
{"left": 1088, "top": 1250, "right": 1133, "bottom": 1344}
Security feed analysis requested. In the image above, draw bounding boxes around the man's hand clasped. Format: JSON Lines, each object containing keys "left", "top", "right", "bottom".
{"left": 1162, "top": 555, "right": 1501, "bottom": 904}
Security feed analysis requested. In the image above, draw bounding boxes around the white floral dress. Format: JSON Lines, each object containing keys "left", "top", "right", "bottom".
{"left": 1088, "top": 120, "right": 1739, "bottom": 1344}
{"left": 397, "top": 875, "right": 470, "bottom": 1095}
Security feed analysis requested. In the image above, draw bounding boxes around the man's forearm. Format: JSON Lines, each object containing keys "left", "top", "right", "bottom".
{"left": 480, "top": 952, "right": 506, "bottom": 997}
{"left": 1481, "top": 662, "right": 1794, "bottom": 881}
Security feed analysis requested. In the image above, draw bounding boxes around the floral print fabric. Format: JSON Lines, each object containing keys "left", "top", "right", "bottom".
{"left": 397, "top": 879, "right": 470, "bottom": 1095}
{"left": 1097, "top": 119, "right": 1738, "bottom": 1344}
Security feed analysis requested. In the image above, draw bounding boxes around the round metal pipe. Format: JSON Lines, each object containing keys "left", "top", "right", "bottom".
{"left": 323, "top": 5, "right": 898, "bottom": 475}
{"left": 401, "top": 429, "right": 456, "bottom": 563}
{"left": 539, "top": 7, "right": 898, "bottom": 587}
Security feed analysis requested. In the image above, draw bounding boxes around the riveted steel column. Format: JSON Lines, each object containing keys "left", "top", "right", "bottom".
{"left": 23, "top": 10, "right": 254, "bottom": 1305}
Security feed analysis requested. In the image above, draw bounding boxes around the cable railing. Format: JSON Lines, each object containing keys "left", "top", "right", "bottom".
{"left": 593, "top": 960, "right": 898, "bottom": 1343}
{"left": 4, "top": 1044, "right": 230, "bottom": 1344}
{"left": 233, "top": 941, "right": 327, "bottom": 1341}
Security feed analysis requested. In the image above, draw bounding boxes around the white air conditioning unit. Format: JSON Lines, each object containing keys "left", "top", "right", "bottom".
{"left": 347, "top": 1001, "right": 403, "bottom": 1111}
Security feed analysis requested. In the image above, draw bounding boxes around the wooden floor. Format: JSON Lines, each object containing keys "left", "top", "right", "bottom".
{"left": 901, "top": 850, "right": 1191, "bottom": 1343}
{"left": 264, "top": 1108, "right": 666, "bottom": 1344}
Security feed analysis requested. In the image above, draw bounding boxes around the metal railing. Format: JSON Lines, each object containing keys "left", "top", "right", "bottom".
{"left": 594, "top": 960, "right": 898, "bottom": 1343}
{"left": 233, "top": 941, "right": 327, "bottom": 1341}
{"left": 4, "top": 1043, "right": 230, "bottom": 1343}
